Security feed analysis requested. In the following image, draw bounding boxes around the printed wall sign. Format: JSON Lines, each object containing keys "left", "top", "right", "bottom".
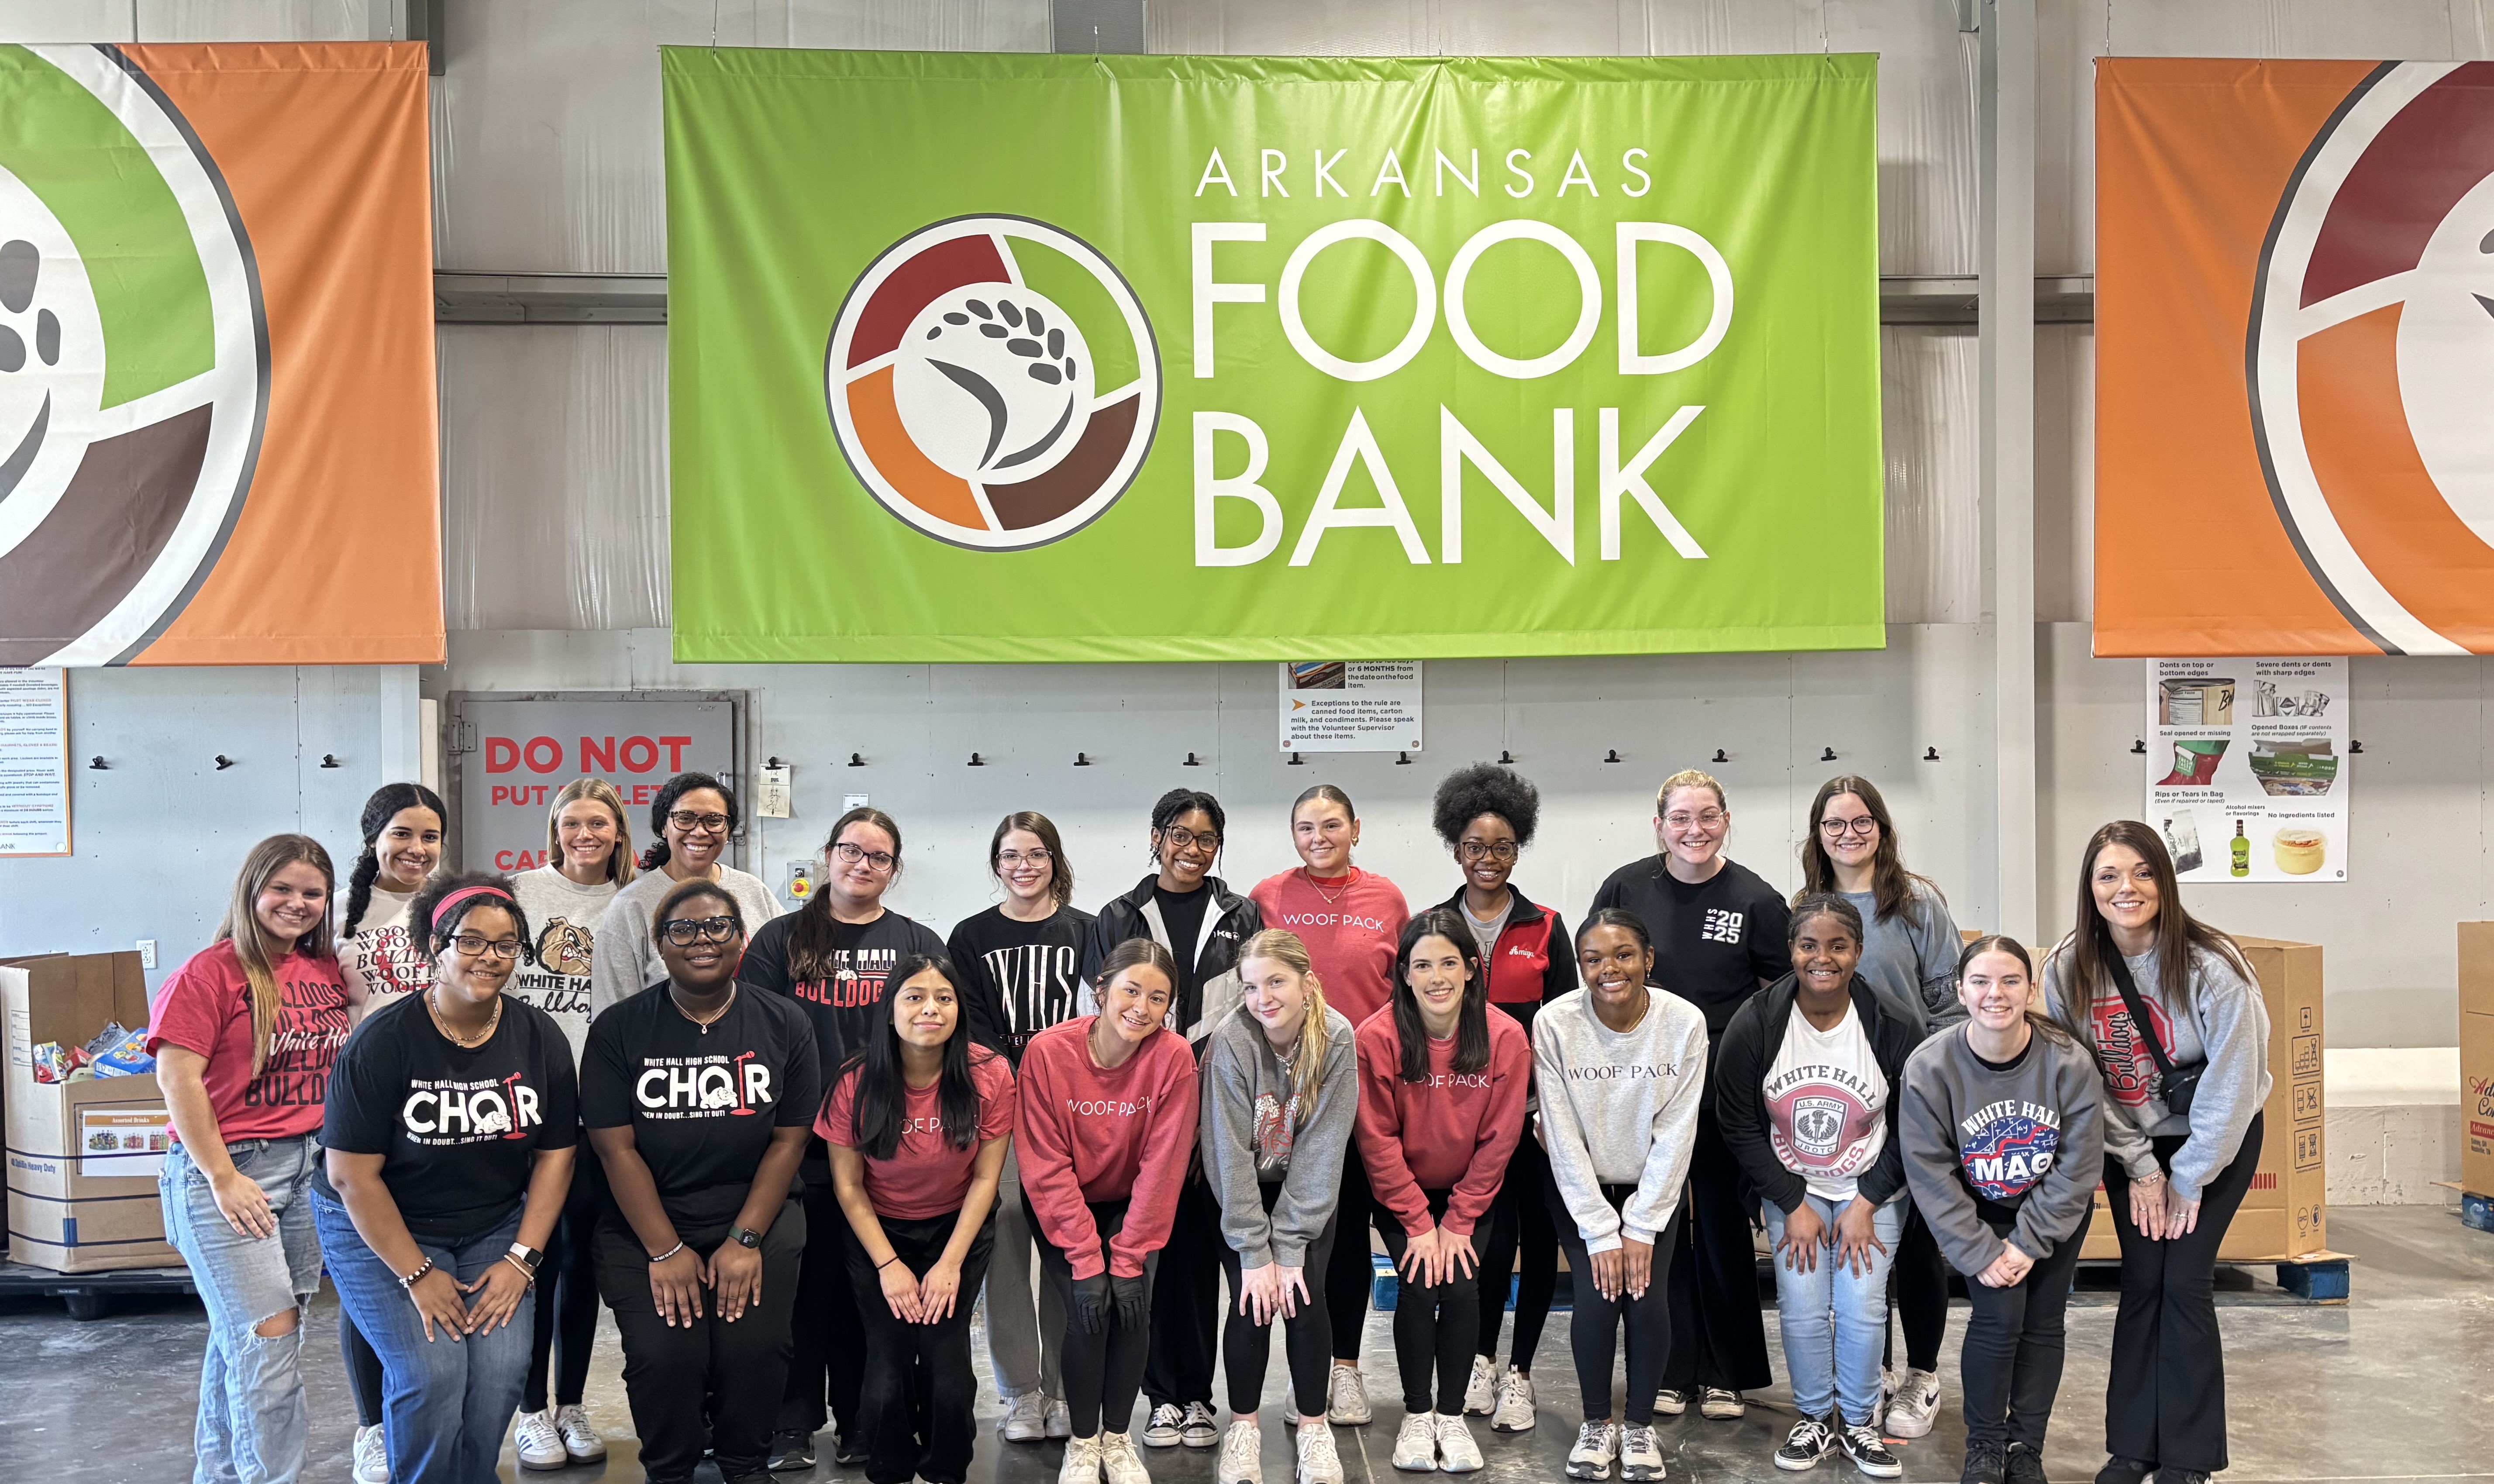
{"left": 2143, "top": 656, "right": 2349, "bottom": 884}
{"left": 2098, "top": 59, "right": 2494, "bottom": 657}
{"left": 0, "top": 43, "right": 438, "bottom": 667}
{"left": 1278, "top": 661, "right": 1423, "bottom": 753}
{"left": 665, "top": 49, "right": 1882, "bottom": 663}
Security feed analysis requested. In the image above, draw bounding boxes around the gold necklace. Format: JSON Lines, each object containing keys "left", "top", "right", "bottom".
{"left": 672, "top": 983, "right": 736, "bottom": 1034}
{"left": 1303, "top": 867, "right": 1357, "bottom": 907}
{"left": 427, "top": 989, "right": 501, "bottom": 1048}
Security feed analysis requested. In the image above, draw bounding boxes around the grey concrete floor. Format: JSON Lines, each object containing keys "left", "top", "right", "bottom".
{"left": 4, "top": 1205, "right": 2490, "bottom": 1484}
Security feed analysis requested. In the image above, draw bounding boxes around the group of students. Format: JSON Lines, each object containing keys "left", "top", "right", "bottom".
{"left": 143, "top": 761, "right": 2271, "bottom": 1484}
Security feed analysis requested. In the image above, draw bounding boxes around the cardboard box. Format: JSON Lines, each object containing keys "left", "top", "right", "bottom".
{"left": 2077, "top": 936, "right": 2325, "bottom": 1261}
{"left": 4, "top": 953, "right": 179, "bottom": 1272}
{"left": 2456, "top": 924, "right": 2494, "bottom": 1196}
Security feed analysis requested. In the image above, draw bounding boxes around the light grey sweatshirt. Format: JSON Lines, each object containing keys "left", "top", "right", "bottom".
{"left": 1899, "top": 1025, "right": 2105, "bottom": 1275}
{"left": 1532, "top": 986, "right": 1709, "bottom": 1255}
{"left": 1841, "top": 881, "right": 1965, "bottom": 1036}
{"left": 588, "top": 864, "right": 783, "bottom": 1019}
{"left": 2040, "top": 941, "right": 2273, "bottom": 1201}
{"left": 1199, "top": 1002, "right": 1359, "bottom": 1270}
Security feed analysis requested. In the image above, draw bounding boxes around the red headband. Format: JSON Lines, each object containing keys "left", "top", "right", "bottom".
{"left": 431, "top": 885, "right": 513, "bottom": 929}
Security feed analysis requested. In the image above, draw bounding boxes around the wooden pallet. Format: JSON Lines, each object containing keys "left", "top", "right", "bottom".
{"left": 2076, "top": 1247, "right": 2351, "bottom": 1302}
{"left": 0, "top": 1258, "right": 196, "bottom": 1319}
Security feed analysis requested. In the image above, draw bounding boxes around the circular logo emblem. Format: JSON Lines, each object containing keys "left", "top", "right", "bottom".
{"left": 824, "top": 216, "right": 1157, "bottom": 551}
{"left": 0, "top": 45, "right": 265, "bottom": 666}
{"left": 2248, "top": 60, "right": 2494, "bottom": 656}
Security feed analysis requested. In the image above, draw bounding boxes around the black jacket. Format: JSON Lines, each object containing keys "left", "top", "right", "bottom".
{"left": 1715, "top": 973, "right": 1920, "bottom": 1215}
{"left": 1077, "top": 874, "right": 1263, "bottom": 1043}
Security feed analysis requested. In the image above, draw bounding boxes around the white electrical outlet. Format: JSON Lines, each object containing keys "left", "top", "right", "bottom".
{"left": 138, "top": 939, "right": 158, "bottom": 969}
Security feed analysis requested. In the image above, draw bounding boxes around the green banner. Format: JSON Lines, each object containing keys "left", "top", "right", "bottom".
{"left": 665, "top": 49, "right": 1881, "bottom": 663}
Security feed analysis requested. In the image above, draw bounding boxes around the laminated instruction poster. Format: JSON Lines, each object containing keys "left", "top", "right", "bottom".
{"left": 2144, "top": 657, "right": 2348, "bottom": 883}
{"left": 1279, "top": 663, "right": 1423, "bottom": 753}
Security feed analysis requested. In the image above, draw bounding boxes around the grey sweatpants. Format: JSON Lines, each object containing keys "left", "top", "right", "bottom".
{"left": 985, "top": 1146, "right": 1066, "bottom": 1402}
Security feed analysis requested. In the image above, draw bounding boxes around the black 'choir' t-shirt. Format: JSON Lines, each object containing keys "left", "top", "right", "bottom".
{"left": 1588, "top": 856, "right": 1793, "bottom": 1038}
{"left": 946, "top": 904, "right": 1096, "bottom": 1065}
{"left": 316, "top": 995, "right": 580, "bottom": 1240}
{"left": 579, "top": 983, "right": 823, "bottom": 1233}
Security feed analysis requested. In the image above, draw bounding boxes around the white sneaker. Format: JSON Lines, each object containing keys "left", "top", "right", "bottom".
{"left": 1003, "top": 1392, "right": 1050, "bottom": 1443}
{"left": 1218, "top": 1420, "right": 1264, "bottom": 1484}
{"left": 1653, "top": 1389, "right": 1689, "bottom": 1418}
{"left": 1182, "top": 1401, "right": 1223, "bottom": 1448}
{"left": 1048, "top": 1395, "right": 1075, "bottom": 1440}
{"left": 552, "top": 1405, "right": 606, "bottom": 1463}
{"left": 1491, "top": 1367, "right": 1537, "bottom": 1433}
{"left": 1326, "top": 1365, "right": 1373, "bottom": 1425}
{"left": 1463, "top": 1354, "right": 1497, "bottom": 1416}
{"left": 1618, "top": 1422, "right": 1667, "bottom": 1482}
{"left": 1567, "top": 1419, "right": 1620, "bottom": 1480}
{"left": 1699, "top": 1388, "right": 1746, "bottom": 1420}
{"left": 1883, "top": 1369, "right": 1942, "bottom": 1439}
{"left": 513, "top": 1410, "right": 566, "bottom": 1470}
{"left": 1392, "top": 1413, "right": 1440, "bottom": 1472}
{"left": 1060, "top": 1433, "right": 1105, "bottom": 1484}
{"left": 1436, "top": 1414, "right": 1485, "bottom": 1474}
{"left": 353, "top": 1424, "right": 390, "bottom": 1484}
{"left": 1143, "top": 1403, "right": 1187, "bottom": 1448}
{"left": 1100, "top": 1430, "right": 1154, "bottom": 1484}
{"left": 1296, "top": 1424, "right": 1347, "bottom": 1484}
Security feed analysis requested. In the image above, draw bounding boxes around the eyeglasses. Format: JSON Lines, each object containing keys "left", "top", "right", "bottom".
{"left": 996, "top": 848, "right": 1053, "bottom": 869}
{"left": 448, "top": 933, "right": 522, "bottom": 960}
{"left": 1159, "top": 826, "right": 1221, "bottom": 854}
{"left": 833, "top": 841, "right": 897, "bottom": 872}
{"left": 1457, "top": 840, "right": 1519, "bottom": 863}
{"left": 661, "top": 916, "right": 739, "bottom": 946}
{"left": 667, "top": 810, "right": 730, "bottom": 834}
{"left": 1819, "top": 817, "right": 1880, "bottom": 839}
{"left": 1662, "top": 810, "right": 1728, "bottom": 829}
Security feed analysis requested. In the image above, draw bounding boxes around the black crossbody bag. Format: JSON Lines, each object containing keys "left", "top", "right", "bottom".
{"left": 2106, "top": 951, "right": 2204, "bottom": 1116}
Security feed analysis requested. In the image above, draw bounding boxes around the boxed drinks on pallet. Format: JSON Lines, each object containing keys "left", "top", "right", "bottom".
{"left": 4, "top": 952, "right": 179, "bottom": 1273}
{"left": 2077, "top": 936, "right": 2325, "bottom": 1261}
{"left": 2456, "top": 924, "right": 2494, "bottom": 1198}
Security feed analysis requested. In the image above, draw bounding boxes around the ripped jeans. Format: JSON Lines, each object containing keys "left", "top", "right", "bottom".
{"left": 161, "top": 1136, "right": 326, "bottom": 1484}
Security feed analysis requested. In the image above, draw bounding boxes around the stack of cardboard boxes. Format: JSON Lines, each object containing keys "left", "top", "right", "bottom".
{"left": 4, "top": 952, "right": 179, "bottom": 1272}
{"left": 2456, "top": 925, "right": 2494, "bottom": 1204}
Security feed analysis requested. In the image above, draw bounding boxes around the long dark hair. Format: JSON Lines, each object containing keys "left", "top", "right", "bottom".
{"left": 1148, "top": 787, "right": 1226, "bottom": 866}
{"left": 1797, "top": 775, "right": 1943, "bottom": 924}
{"left": 409, "top": 871, "right": 537, "bottom": 968}
{"left": 1958, "top": 933, "right": 2073, "bottom": 1046}
{"left": 341, "top": 782, "right": 446, "bottom": 938}
{"left": 1391, "top": 908, "right": 1489, "bottom": 1081}
{"left": 2064, "top": 820, "right": 2250, "bottom": 1013}
{"left": 787, "top": 807, "right": 903, "bottom": 984}
{"left": 991, "top": 810, "right": 1074, "bottom": 907}
{"left": 640, "top": 772, "right": 740, "bottom": 874}
{"left": 835, "top": 953, "right": 984, "bottom": 1161}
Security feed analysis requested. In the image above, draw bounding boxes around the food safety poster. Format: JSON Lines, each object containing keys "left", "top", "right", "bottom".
{"left": 2144, "top": 657, "right": 2348, "bottom": 883}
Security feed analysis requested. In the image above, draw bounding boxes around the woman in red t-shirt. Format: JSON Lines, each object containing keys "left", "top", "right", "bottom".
{"left": 820, "top": 953, "right": 1015, "bottom": 1484}
{"left": 148, "top": 834, "right": 353, "bottom": 1484}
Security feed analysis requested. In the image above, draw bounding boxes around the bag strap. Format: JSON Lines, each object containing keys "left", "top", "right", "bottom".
{"left": 2104, "top": 949, "right": 2178, "bottom": 1077}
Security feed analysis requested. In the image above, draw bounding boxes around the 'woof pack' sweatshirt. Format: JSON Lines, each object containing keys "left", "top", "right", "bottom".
{"left": 1533, "top": 985, "right": 1709, "bottom": 1254}
{"left": 1014, "top": 1017, "right": 1200, "bottom": 1280}
{"left": 1198, "top": 1002, "right": 1358, "bottom": 1270}
{"left": 1899, "top": 1024, "right": 2105, "bottom": 1275}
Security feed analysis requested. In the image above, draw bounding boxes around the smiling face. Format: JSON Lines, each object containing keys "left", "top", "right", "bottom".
{"left": 437, "top": 903, "right": 521, "bottom": 1003}
{"left": 2089, "top": 842, "right": 2162, "bottom": 939}
{"left": 253, "top": 860, "right": 329, "bottom": 948}
{"left": 826, "top": 819, "right": 898, "bottom": 906}
{"left": 655, "top": 892, "right": 744, "bottom": 991}
{"left": 556, "top": 798, "right": 619, "bottom": 877}
{"left": 1959, "top": 949, "right": 2035, "bottom": 1032}
{"left": 1153, "top": 807, "right": 1219, "bottom": 891}
{"left": 1402, "top": 932, "right": 1473, "bottom": 1032}
{"left": 374, "top": 806, "right": 442, "bottom": 893}
{"left": 1817, "top": 791, "right": 1880, "bottom": 872}
{"left": 1097, "top": 964, "right": 1175, "bottom": 1046}
{"left": 1790, "top": 911, "right": 1862, "bottom": 999}
{"left": 1655, "top": 783, "right": 1728, "bottom": 871}
{"left": 666, "top": 787, "right": 731, "bottom": 874}
{"left": 890, "top": 967, "right": 960, "bottom": 1051}
{"left": 1241, "top": 953, "right": 1313, "bottom": 1045}
{"left": 1292, "top": 797, "right": 1359, "bottom": 876}
{"left": 994, "top": 826, "right": 1056, "bottom": 908}
{"left": 1577, "top": 922, "right": 1653, "bottom": 1011}
{"left": 1455, "top": 812, "right": 1519, "bottom": 895}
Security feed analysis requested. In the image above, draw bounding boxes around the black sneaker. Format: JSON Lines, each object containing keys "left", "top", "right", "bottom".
{"left": 2006, "top": 1443, "right": 2047, "bottom": 1484}
{"left": 2155, "top": 1473, "right": 2208, "bottom": 1484}
{"left": 2095, "top": 1459, "right": 2155, "bottom": 1484}
{"left": 766, "top": 1430, "right": 816, "bottom": 1472}
{"left": 832, "top": 1433, "right": 870, "bottom": 1467}
{"left": 1840, "top": 1423, "right": 1903, "bottom": 1479}
{"left": 1963, "top": 1441, "right": 2008, "bottom": 1484}
{"left": 1776, "top": 1416, "right": 1838, "bottom": 1472}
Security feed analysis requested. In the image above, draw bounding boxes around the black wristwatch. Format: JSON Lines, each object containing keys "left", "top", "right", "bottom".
{"left": 727, "top": 1226, "right": 763, "bottom": 1249}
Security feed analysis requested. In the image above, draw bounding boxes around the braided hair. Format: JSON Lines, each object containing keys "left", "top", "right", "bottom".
{"left": 341, "top": 783, "right": 446, "bottom": 939}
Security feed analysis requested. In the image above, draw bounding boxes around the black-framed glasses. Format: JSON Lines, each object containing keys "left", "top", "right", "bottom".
{"left": 1819, "top": 817, "right": 1880, "bottom": 838}
{"left": 1457, "top": 840, "right": 1519, "bottom": 863}
{"left": 833, "top": 841, "right": 897, "bottom": 872}
{"left": 448, "top": 933, "right": 522, "bottom": 960}
{"left": 661, "top": 916, "right": 739, "bottom": 946}
{"left": 667, "top": 810, "right": 730, "bottom": 834}
{"left": 1159, "top": 826, "right": 1221, "bottom": 853}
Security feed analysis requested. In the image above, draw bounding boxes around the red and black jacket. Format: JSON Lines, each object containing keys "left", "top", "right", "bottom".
{"left": 1433, "top": 883, "right": 1573, "bottom": 1042}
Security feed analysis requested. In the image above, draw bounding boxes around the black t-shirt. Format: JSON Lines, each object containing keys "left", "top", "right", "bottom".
{"left": 1589, "top": 856, "right": 1791, "bottom": 1039}
{"left": 1154, "top": 884, "right": 1211, "bottom": 1008}
{"left": 579, "top": 983, "right": 823, "bottom": 1233}
{"left": 739, "top": 907, "right": 953, "bottom": 1081}
{"left": 316, "top": 995, "right": 580, "bottom": 1240}
{"left": 947, "top": 904, "right": 1096, "bottom": 1065}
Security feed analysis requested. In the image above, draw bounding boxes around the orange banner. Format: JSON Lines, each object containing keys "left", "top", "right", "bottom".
{"left": 0, "top": 42, "right": 438, "bottom": 666}
{"left": 2095, "top": 58, "right": 2494, "bottom": 657}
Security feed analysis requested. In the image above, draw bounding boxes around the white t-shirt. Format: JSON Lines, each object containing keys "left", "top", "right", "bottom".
{"left": 588, "top": 863, "right": 783, "bottom": 1019}
{"left": 507, "top": 867, "right": 618, "bottom": 1064}
{"left": 339, "top": 885, "right": 430, "bottom": 1019}
{"left": 1762, "top": 1000, "right": 1890, "bottom": 1202}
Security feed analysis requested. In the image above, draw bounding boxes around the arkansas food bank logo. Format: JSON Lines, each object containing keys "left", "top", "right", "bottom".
{"left": 824, "top": 215, "right": 1160, "bottom": 551}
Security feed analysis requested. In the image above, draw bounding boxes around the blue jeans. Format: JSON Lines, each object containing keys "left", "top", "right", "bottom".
{"left": 160, "top": 1136, "right": 325, "bottom": 1484}
{"left": 314, "top": 1192, "right": 533, "bottom": 1484}
{"left": 1764, "top": 1195, "right": 1904, "bottom": 1425}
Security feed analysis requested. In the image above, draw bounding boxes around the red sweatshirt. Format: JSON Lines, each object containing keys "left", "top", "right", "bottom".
{"left": 1014, "top": 1016, "right": 1200, "bottom": 1279}
{"left": 1249, "top": 867, "right": 1411, "bottom": 1027}
{"left": 1352, "top": 1004, "right": 1530, "bottom": 1238}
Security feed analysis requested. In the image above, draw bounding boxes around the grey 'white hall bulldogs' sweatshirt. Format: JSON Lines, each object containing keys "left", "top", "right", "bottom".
{"left": 1198, "top": 1001, "right": 1359, "bottom": 1271}
{"left": 1898, "top": 1023, "right": 2105, "bottom": 1276}
{"left": 1532, "top": 985, "right": 1710, "bottom": 1255}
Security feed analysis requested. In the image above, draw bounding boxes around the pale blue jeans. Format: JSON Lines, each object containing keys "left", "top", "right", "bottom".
{"left": 1764, "top": 1195, "right": 1904, "bottom": 1426}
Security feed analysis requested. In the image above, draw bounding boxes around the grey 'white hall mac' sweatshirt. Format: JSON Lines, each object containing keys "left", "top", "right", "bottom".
{"left": 1198, "top": 1001, "right": 1359, "bottom": 1270}
{"left": 1898, "top": 1024, "right": 2105, "bottom": 1275}
{"left": 1532, "top": 985, "right": 1710, "bottom": 1255}
{"left": 2039, "top": 940, "right": 2272, "bottom": 1202}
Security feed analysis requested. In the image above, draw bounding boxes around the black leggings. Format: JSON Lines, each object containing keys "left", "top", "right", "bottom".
{"left": 524, "top": 1168, "right": 602, "bottom": 1412}
{"left": 1475, "top": 1130, "right": 1557, "bottom": 1374}
{"left": 1324, "top": 1154, "right": 1374, "bottom": 1362}
{"left": 1030, "top": 1192, "right": 1161, "bottom": 1439}
{"left": 1377, "top": 1191, "right": 1479, "bottom": 1416}
{"left": 1660, "top": 1095, "right": 1773, "bottom": 1393}
{"left": 1553, "top": 1185, "right": 1680, "bottom": 1427}
{"left": 1883, "top": 1202, "right": 1950, "bottom": 1375}
{"left": 1959, "top": 1206, "right": 2090, "bottom": 1451}
{"left": 780, "top": 1176, "right": 867, "bottom": 1437}
{"left": 1216, "top": 1185, "right": 1339, "bottom": 1418}
{"left": 845, "top": 1210, "right": 996, "bottom": 1484}
{"left": 1141, "top": 1177, "right": 1225, "bottom": 1412}
{"left": 342, "top": 1311, "right": 386, "bottom": 1429}
{"left": 2101, "top": 1112, "right": 2264, "bottom": 1472}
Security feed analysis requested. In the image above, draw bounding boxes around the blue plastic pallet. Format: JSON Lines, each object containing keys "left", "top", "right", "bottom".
{"left": 2461, "top": 1191, "right": 2494, "bottom": 1234}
